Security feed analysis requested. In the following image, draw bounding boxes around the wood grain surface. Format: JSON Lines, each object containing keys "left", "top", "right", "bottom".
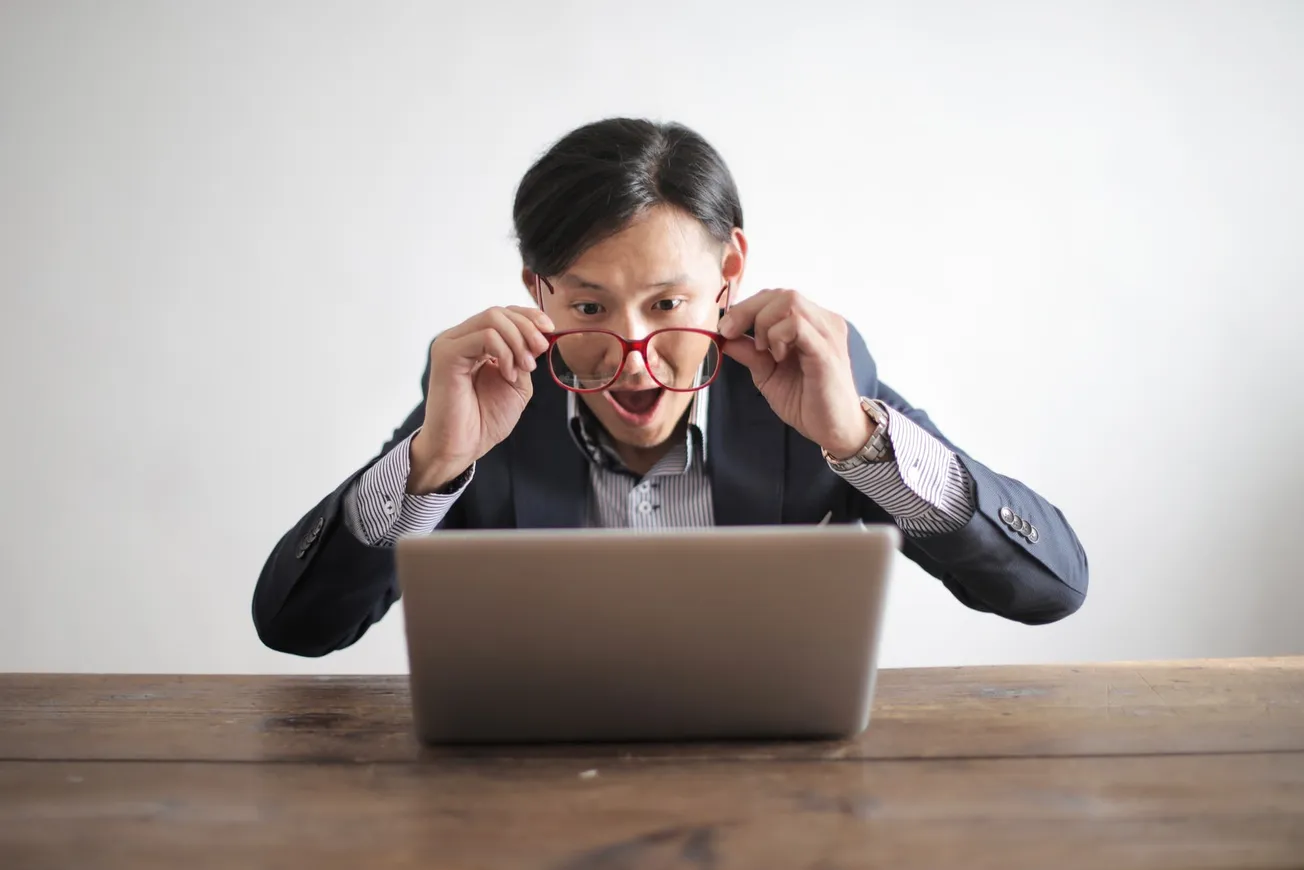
{"left": 2, "top": 658, "right": 1300, "bottom": 763}
{"left": 3, "top": 754, "right": 1302, "bottom": 870}
{"left": 3, "top": 658, "right": 1302, "bottom": 868}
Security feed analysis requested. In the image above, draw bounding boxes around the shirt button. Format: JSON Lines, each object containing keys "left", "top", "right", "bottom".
{"left": 383, "top": 499, "right": 396, "bottom": 516}
{"left": 638, "top": 481, "right": 651, "bottom": 493}
{"left": 637, "top": 502, "right": 653, "bottom": 515}
{"left": 905, "top": 463, "right": 920, "bottom": 486}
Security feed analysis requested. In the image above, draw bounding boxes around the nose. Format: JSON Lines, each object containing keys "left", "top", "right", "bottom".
{"left": 604, "top": 312, "right": 653, "bottom": 382}
{"left": 608, "top": 308, "right": 652, "bottom": 341}
{"left": 619, "top": 345, "right": 653, "bottom": 383}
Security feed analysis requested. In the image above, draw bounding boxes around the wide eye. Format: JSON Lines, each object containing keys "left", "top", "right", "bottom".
{"left": 571, "top": 301, "right": 604, "bottom": 317}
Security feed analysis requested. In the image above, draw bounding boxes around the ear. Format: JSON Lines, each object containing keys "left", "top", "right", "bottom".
{"left": 521, "top": 267, "right": 541, "bottom": 305}
{"left": 718, "top": 227, "right": 748, "bottom": 314}
{"left": 723, "top": 229, "right": 747, "bottom": 290}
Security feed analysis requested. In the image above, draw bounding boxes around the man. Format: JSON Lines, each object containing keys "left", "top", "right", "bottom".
{"left": 253, "top": 118, "right": 1088, "bottom": 658}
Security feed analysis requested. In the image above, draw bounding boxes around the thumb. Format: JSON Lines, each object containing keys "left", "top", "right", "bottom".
{"left": 721, "top": 337, "right": 775, "bottom": 381}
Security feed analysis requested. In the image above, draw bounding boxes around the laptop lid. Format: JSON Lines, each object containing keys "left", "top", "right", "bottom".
{"left": 397, "top": 523, "right": 900, "bottom": 744}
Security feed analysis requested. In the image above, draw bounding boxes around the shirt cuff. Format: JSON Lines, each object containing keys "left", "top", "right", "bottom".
{"left": 830, "top": 405, "right": 976, "bottom": 537}
{"left": 341, "top": 430, "right": 473, "bottom": 546}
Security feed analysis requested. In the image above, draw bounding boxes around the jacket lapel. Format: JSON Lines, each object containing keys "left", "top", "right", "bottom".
{"left": 708, "top": 358, "right": 787, "bottom": 526}
{"left": 509, "top": 368, "right": 589, "bottom": 529}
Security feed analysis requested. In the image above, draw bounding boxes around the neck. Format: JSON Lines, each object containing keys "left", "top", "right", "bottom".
{"left": 614, "top": 442, "right": 671, "bottom": 477}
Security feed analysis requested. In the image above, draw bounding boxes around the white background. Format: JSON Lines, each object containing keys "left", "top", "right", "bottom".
{"left": 2, "top": 1, "right": 1300, "bottom": 674}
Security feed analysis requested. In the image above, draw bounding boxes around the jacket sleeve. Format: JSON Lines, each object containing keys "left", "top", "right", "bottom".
{"left": 251, "top": 350, "right": 457, "bottom": 656}
{"left": 845, "top": 324, "right": 1089, "bottom": 625}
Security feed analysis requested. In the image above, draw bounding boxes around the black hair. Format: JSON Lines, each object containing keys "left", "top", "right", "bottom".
{"left": 512, "top": 118, "right": 743, "bottom": 277}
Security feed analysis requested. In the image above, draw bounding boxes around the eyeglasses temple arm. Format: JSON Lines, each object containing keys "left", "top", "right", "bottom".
{"left": 716, "top": 281, "right": 731, "bottom": 318}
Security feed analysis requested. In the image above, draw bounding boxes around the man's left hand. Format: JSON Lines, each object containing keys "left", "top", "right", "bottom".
{"left": 718, "top": 289, "right": 873, "bottom": 459}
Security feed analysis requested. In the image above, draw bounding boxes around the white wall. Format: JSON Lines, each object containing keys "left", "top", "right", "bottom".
{"left": 2, "top": 0, "right": 1301, "bottom": 674}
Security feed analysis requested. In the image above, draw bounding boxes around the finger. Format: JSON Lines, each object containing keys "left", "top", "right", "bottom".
{"left": 500, "top": 308, "right": 551, "bottom": 359}
{"left": 479, "top": 329, "right": 520, "bottom": 383}
{"left": 483, "top": 308, "right": 537, "bottom": 373}
{"left": 449, "top": 327, "right": 517, "bottom": 382}
{"left": 513, "top": 366, "right": 535, "bottom": 400}
{"left": 717, "top": 289, "right": 776, "bottom": 339}
{"left": 721, "top": 336, "right": 776, "bottom": 384}
{"left": 441, "top": 310, "right": 489, "bottom": 341}
{"left": 504, "top": 304, "right": 554, "bottom": 335}
{"left": 766, "top": 317, "right": 800, "bottom": 361}
{"left": 751, "top": 296, "right": 797, "bottom": 353}
{"left": 443, "top": 304, "right": 552, "bottom": 345}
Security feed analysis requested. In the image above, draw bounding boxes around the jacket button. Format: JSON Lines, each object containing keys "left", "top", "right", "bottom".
{"left": 1027, "top": 527, "right": 1039, "bottom": 543}
{"left": 999, "top": 507, "right": 1015, "bottom": 524}
{"left": 303, "top": 517, "right": 324, "bottom": 545}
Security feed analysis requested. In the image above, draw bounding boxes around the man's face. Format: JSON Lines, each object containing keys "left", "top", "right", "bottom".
{"left": 530, "top": 206, "right": 741, "bottom": 452}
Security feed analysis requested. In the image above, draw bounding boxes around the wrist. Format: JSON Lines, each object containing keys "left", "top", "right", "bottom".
{"left": 822, "top": 397, "right": 893, "bottom": 469}
{"left": 824, "top": 422, "right": 876, "bottom": 461}
{"left": 408, "top": 432, "right": 471, "bottom": 495}
{"left": 822, "top": 395, "right": 877, "bottom": 460}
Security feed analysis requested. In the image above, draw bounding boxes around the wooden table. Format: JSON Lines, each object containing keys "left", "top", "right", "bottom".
{"left": 2, "top": 657, "right": 1302, "bottom": 869}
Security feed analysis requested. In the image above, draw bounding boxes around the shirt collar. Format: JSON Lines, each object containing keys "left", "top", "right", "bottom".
{"left": 567, "top": 387, "right": 710, "bottom": 473}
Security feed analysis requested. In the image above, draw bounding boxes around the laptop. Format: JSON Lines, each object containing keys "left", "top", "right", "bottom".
{"left": 396, "top": 522, "right": 900, "bottom": 744}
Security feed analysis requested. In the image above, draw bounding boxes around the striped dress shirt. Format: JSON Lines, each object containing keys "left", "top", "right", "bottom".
{"left": 342, "top": 389, "right": 976, "bottom": 545}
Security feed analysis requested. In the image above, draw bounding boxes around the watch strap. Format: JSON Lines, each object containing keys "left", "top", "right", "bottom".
{"left": 823, "top": 398, "right": 893, "bottom": 470}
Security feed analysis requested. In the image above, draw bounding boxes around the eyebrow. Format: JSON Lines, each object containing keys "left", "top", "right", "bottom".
{"left": 561, "top": 274, "right": 691, "bottom": 292}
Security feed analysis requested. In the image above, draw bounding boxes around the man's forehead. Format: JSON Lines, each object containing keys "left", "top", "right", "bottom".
{"left": 554, "top": 272, "right": 694, "bottom": 293}
{"left": 552, "top": 207, "right": 720, "bottom": 292}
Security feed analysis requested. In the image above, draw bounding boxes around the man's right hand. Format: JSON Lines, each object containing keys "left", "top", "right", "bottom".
{"left": 408, "top": 305, "right": 554, "bottom": 494}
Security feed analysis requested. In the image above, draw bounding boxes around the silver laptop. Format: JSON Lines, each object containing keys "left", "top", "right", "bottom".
{"left": 396, "top": 523, "right": 900, "bottom": 744}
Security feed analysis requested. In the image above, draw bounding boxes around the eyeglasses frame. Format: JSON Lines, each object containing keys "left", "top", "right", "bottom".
{"left": 533, "top": 275, "right": 732, "bottom": 394}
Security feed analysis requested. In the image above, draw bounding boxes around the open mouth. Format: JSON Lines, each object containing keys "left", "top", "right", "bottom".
{"left": 604, "top": 386, "right": 665, "bottom": 426}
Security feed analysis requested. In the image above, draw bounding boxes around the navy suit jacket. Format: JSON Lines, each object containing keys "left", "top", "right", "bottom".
{"left": 253, "top": 326, "right": 1088, "bottom": 657}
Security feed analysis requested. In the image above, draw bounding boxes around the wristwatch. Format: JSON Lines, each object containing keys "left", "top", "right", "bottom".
{"left": 822, "top": 397, "right": 893, "bottom": 470}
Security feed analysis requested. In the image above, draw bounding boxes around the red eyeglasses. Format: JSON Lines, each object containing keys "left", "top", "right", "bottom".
{"left": 534, "top": 276, "right": 731, "bottom": 393}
